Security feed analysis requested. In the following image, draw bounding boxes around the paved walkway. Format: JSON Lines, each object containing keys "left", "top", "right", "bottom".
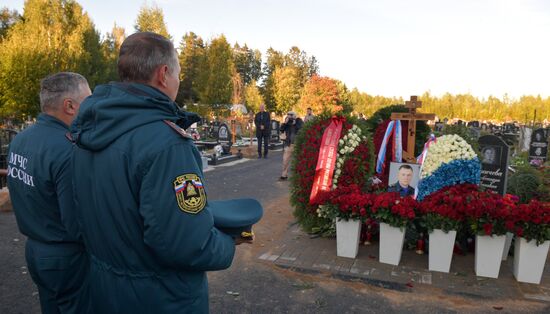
{"left": 259, "top": 223, "right": 550, "bottom": 303}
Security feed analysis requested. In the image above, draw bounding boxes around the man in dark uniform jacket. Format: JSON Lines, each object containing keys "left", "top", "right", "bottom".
{"left": 387, "top": 164, "right": 416, "bottom": 197}
{"left": 71, "top": 32, "right": 243, "bottom": 314}
{"left": 7, "top": 72, "right": 91, "bottom": 314}
{"left": 254, "top": 104, "right": 271, "bottom": 158}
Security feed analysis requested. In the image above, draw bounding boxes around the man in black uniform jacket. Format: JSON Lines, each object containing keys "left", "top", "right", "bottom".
{"left": 254, "top": 104, "right": 271, "bottom": 158}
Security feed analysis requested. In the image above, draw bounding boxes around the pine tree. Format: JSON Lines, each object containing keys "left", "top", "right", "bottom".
{"left": 177, "top": 32, "right": 206, "bottom": 104}
{"left": 101, "top": 23, "right": 126, "bottom": 82}
{"left": 260, "top": 47, "right": 284, "bottom": 111}
{"left": 134, "top": 3, "right": 171, "bottom": 39}
{"left": 202, "top": 35, "right": 233, "bottom": 105}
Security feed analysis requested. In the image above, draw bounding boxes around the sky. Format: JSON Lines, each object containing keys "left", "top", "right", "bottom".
{"left": 5, "top": 0, "right": 550, "bottom": 100}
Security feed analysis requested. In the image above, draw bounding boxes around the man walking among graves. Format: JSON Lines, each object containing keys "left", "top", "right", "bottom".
{"left": 254, "top": 104, "right": 271, "bottom": 158}
{"left": 70, "top": 32, "right": 260, "bottom": 313}
{"left": 280, "top": 111, "right": 303, "bottom": 180}
{"left": 7, "top": 72, "right": 92, "bottom": 314}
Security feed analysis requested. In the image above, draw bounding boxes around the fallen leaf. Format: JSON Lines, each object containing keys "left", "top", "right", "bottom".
{"left": 226, "top": 291, "right": 240, "bottom": 296}
{"left": 493, "top": 306, "right": 503, "bottom": 310}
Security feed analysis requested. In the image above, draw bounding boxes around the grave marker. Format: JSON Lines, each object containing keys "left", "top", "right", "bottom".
{"left": 529, "top": 128, "right": 548, "bottom": 163}
{"left": 479, "top": 135, "right": 510, "bottom": 195}
{"left": 390, "top": 96, "right": 436, "bottom": 162}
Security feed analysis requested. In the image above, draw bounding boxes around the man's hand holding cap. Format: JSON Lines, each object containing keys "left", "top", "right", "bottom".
{"left": 208, "top": 199, "right": 263, "bottom": 244}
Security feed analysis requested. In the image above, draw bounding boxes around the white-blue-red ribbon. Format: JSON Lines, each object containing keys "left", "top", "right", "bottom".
{"left": 376, "top": 120, "right": 403, "bottom": 174}
{"left": 415, "top": 134, "right": 437, "bottom": 199}
{"left": 416, "top": 134, "right": 437, "bottom": 165}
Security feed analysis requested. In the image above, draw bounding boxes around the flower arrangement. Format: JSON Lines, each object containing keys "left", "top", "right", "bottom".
{"left": 419, "top": 184, "right": 476, "bottom": 233}
{"left": 316, "top": 184, "right": 374, "bottom": 221}
{"left": 465, "top": 189, "right": 515, "bottom": 237}
{"left": 290, "top": 114, "right": 374, "bottom": 234}
{"left": 333, "top": 125, "right": 367, "bottom": 187}
{"left": 371, "top": 192, "right": 418, "bottom": 230}
{"left": 420, "top": 134, "right": 477, "bottom": 177}
{"left": 417, "top": 134, "right": 480, "bottom": 201}
{"left": 509, "top": 199, "right": 550, "bottom": 245}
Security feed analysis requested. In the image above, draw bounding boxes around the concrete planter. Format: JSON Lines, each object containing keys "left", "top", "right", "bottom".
{"left": 501, "top": 232, "right": 514, "bottom": 261}
{"left": 336, "top": 218, "right": 361, "bottom": 258}
{"left": 429, "top": 229, "right": 457, "bottom": 273}
{"left": 513, "top": 237, "right": 550, "bottom": 284}
{"left": 475, "top": 235, "right": 506, "bottom": 278}
{"left": 379, "top": 222, "right": 406, "bottom": 265}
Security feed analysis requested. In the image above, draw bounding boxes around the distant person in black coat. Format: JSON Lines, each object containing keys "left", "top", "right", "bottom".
{"left": 279, "top": 111, "right": 303, "bottom": 180}
{"left": 254, "top": 104, "right": 271, "bottom": 158}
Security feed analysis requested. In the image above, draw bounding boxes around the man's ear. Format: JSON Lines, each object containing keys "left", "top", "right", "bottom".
{"left": 155, "top": 65, "right": 169, "bottom": 88}
{"left": 63, "top": 98, "right": 77, "bottom": 116}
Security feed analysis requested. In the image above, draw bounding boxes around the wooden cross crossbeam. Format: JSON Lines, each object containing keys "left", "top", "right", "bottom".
{"left": 391, "top": 96, "right": 436, "bottom": 162}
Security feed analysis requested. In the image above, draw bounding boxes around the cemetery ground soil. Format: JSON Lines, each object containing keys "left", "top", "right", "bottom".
{"left": 0, "top": 150, "right": 548, "bottom": 313}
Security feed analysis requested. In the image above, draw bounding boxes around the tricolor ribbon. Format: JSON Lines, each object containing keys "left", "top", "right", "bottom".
{"left": 375, "top": 120, "right": 403, "bottom": 174}
{"left": 416, "top": 134, "right": 437, "bottom": 165}
{"left": 415, "top": 134, "right": 437, "bottom": 199}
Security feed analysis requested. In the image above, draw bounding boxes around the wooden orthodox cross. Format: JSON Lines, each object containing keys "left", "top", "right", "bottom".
{"left": 391, "top": 96, "right": 436, "bottom": 162}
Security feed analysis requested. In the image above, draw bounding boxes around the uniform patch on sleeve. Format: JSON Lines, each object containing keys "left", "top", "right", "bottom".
{"left": 173, "top": 173, "right": 206, "bottom": 214}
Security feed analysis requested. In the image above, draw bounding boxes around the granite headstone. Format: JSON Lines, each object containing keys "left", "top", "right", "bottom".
{"left": 218, "top": 123, "right": 231, "bottom": 143}
{"left": 479, "top": 135, "right": 510, "bottom": 195}
{"left": 270, "top": 120, "right": 280, "bottom": 142}
{"left": 529, "top": 128, "right": 548, "bottom": 163}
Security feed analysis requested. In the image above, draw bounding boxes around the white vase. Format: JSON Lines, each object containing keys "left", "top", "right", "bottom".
{"left": 429, "top": 229, "right": 457, "bottom": 273}
{"left": 379, "top": 222, "right": 406, "bottom": 265}
{"left": 501, "top": 232, "right": 514, "bottom": 261}
{"left": 336, "top": 218, "right": 361, "bottom": 258}
{"left": 513, "top": 237, "right": 550, "bottom": 284}
{"left": 475, "top": 234, "right": 506, "bottom": 278}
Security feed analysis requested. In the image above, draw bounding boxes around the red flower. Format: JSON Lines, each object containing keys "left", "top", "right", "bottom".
{"left": 483, "top": 223, "right": 493, "bottom": 235}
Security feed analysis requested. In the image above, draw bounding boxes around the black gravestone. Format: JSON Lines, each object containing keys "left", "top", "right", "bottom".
{"left": 270, "top": 120, "right": 280, "bottom": 143}
{"left": 218, "top": 123, "right": 231, "bottom": 143}
{"left": 479, "top": 135, "right": 510, "bottom": 195}
{"left": 529, "top": 128, "right": 548, "bottom": 163}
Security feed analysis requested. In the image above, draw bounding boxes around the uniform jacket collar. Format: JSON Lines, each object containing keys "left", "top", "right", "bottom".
{"left": 37, "top": 113, "right": 69, "bottom": 131}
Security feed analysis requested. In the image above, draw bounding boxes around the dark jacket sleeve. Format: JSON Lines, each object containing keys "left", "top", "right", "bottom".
{"left": 254, "top": 113, "right": 260, "bottom": 128}
{"left": 139, "top": 142, "right": 235, "bottom": 271}
{"left": 264, "top": 113, "right": 271, "bottom": 131}
{"left": 55, "top": 154, "right": 81, "bottom": 241}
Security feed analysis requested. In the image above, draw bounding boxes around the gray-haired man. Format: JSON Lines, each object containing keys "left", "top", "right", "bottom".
{"left": 7, "top": 72, "right": 91, "bottom": 314}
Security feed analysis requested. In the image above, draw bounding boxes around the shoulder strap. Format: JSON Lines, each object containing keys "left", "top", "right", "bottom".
{"left": 163, "top": 120, "right": 192, "bottom": 139}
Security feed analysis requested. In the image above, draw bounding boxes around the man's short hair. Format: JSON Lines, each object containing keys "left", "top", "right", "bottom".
{"left": 39, "top": 72, "right": 88, "bottom": 112}
{"left": 118, "top": 32, "right": 178, "bottom": 83}
{"left": 307, "top": 107, "right": 312, "bottom": 110}
{"left": 398, "top": 164, "right": 413, "bottom": 172}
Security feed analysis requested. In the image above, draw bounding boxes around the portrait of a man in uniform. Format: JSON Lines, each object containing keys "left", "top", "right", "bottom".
{"left": 387, "top": 163, "right": 420, "bottom": 197}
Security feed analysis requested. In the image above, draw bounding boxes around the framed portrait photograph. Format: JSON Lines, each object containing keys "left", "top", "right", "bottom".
{"left": 388, "top": 162, "right": 421, "bottom": 197}
{"left": 480, "top": 145, "right": 502, "bottom": 166}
